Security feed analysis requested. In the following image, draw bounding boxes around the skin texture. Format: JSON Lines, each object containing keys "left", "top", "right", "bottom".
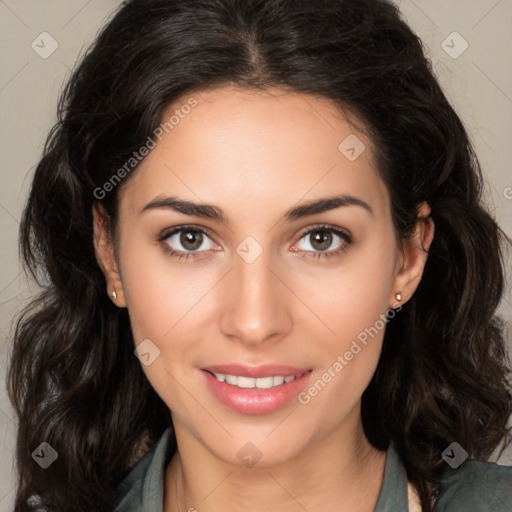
{"left": 93, "top": 86, "right": 434, "bottom": 512}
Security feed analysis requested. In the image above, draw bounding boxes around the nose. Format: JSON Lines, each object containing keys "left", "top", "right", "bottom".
{"left": 219, "top": 245, "right": 293, "bottom": 347}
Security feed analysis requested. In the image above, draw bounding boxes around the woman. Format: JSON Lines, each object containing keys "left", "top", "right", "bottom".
{"left": 8, "top": 0, "right": 512, "bottom": 511}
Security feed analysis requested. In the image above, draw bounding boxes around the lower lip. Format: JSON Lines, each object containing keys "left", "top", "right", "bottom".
{"left": 203, "top": 370, "right": 313, "bottom": 414}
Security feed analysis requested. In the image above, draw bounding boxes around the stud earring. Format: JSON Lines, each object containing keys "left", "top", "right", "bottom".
{"left": 111, "top": 290, "right": 117, "bottom": 300}
{"left": 395, "top": 292, "right": 402, "bottom": 302}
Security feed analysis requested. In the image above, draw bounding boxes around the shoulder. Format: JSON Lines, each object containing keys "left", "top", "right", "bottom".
{"left": 435, "top": 459, "right": 512, "bottom": 512}
{"left": 114, "top": 428, "right": 175, "bottom": 512}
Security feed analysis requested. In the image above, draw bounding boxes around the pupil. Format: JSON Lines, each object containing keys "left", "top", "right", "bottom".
{"left": 181, "top": 230, "right": 202, "bottom": 251}
{"left": 312, "top": 231, "right": 331, "bottom": 251}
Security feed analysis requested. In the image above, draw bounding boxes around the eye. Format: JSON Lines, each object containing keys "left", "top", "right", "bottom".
{"left": 293, "top": 224, "right": 352, "bottom": 259}
{"left": 157, "top": 223, "right": 352, "bottom": 262}
{"left": 158, "top": 225, "right": 218, "bottom": 260}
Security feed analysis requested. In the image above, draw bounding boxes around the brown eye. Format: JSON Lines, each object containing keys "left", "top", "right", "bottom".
{"left": 160, "top": 227, "right": 216, "bottom": 254}
{"left": 293, "top": 224, "right": 352, "bottom": 260}
{"left": 308, "top": 230, "right": 333, "bottom": 251}
{"left": 179, "top": 230, "right": 204, "bottom": 251}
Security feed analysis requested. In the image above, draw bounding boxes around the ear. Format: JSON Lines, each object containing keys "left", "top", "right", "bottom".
{"left": 389, "top": 201, "right": 435, "bottom": 307}
{"left": 92, "top": 202, "right": 127, "bottom": 307}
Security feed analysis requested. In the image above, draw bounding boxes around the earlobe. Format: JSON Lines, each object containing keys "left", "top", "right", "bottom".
{"left": 92, "top": 202, "right": 127, "bottom": 307}
{"left": 389, "top": 201, "right": 435, "bottom": 307}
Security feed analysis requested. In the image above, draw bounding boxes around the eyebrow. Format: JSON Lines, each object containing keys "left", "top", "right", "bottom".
{"left": 140, "top": 194, "right": 373, "bottom": 222}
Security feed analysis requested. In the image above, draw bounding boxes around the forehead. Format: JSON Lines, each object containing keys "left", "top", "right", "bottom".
{"left": 118, "top": 86, "right": 391, "bottom": 224}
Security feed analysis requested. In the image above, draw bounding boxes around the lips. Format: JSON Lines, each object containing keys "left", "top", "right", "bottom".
{"left": 201, "top": 364, "right": 313, "bottom": 414}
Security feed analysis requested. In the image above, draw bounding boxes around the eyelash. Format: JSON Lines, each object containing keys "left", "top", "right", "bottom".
{"left": 157, "top": 223, "right": 352, "bottom": 262}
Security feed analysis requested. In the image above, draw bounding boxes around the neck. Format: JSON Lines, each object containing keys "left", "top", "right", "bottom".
{"left": 164, "top": 409, "right": 387, "bottom": 512}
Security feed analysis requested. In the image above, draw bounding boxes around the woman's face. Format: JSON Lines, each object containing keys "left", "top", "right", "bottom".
{"left": 95, "top": 86, "right": 430, "bottom": 466}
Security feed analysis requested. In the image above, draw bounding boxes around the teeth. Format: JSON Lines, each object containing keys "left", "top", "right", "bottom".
{"left": 212, "top": 372, "right": 302, "bottom": 389}
{"left": 225, "top": 374, "right": 237, "bottom": 385}
{"left": 237, "top": 376, "right": 256, "bottom": 388}
{"left": 272, "top": 376, "right": 284, "bottom": 387}
{"left": 256, "top": 376, "right": 274, "bottom": 389}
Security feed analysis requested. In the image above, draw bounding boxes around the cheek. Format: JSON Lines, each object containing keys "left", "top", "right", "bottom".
{"left": 292, "top": 235, "right": 397, "bottom": 409}
{"left": 117, "top": 237, "right": 219, "bottom": 396}
{"left": 119, "top": 235, "right": 211, "bottom": 341}
{"left": 294, "top": 236, "right": 397, "bottom": 349}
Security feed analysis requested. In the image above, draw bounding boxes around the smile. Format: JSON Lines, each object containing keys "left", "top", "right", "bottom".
{"left": 208, "top": 371, "right": 307, "bottom": 389}
{"left": 202, "top": 365, "right": 314, "bottom": 414}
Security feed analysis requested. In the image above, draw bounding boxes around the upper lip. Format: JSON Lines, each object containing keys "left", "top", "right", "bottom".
{"left": 202, "top": 364, "right": 312, "bottom": 378}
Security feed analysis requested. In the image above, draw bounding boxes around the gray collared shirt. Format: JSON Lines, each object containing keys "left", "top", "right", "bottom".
{"left": 114, "top": 428, "right": 512, "bottom": 511}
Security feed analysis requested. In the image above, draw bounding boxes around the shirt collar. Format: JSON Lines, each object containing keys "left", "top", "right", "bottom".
{"left": 373, "top": 440, "right": 409, "bottom": 512}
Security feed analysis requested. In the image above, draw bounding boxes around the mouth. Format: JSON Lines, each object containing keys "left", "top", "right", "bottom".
{"left": 204, "top": 370, "right": 308, "bottom": 389}
{"left": 201, "top": 364, "right": 313, "bottom": 414}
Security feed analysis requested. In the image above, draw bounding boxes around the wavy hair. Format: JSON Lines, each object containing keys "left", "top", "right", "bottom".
{"left": 8, "top": 0, "right": 511, "bottom": 510}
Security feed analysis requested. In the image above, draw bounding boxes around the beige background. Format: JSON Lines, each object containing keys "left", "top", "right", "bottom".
{"left": 0, "top": 1, "right": 511, "bottom": 509}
